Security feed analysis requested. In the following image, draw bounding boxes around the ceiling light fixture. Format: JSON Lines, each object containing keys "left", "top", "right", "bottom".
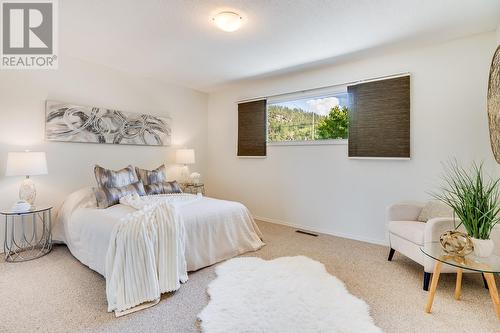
{"left": 212, "top": 11, "right": 242, "bottom": 32}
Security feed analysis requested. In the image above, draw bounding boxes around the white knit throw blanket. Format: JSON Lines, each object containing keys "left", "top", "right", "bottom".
{"left": 105, "top": 194, "right": 190, "bottom": 316}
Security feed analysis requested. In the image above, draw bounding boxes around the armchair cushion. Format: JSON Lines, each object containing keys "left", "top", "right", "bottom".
{"left": 388, "top": 220, "right": 425, "bottom": 245}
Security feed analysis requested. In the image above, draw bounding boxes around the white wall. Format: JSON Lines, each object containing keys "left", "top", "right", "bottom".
{"left": 0, "top": 57, "right": 208, "bottom": 243}
{"left": 207, "top": 31, "right": 499, "bottom": 245}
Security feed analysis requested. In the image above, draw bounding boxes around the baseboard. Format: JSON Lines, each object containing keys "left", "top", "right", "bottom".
{"left": 253, "top": 215, "right": 388, "bottom": 246}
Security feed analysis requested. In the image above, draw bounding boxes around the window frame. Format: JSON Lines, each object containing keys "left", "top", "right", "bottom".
{"left": 266, "top": 86, "right": 349, "bottom": 146}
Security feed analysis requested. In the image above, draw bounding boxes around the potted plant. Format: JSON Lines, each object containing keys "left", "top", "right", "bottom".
{"left": 433, "top": 161, "right": 500, "bottom": 257}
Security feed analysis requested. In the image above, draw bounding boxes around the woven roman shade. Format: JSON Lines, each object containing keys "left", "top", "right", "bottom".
{"left": 348, "top": 75, "right": 410, "bottom": 158}
{"left": 237, "top": 100, "right": 267, "bottom": 157}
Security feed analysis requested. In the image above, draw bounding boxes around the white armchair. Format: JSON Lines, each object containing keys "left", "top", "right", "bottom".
{"left": 387, "top": 202, "right": 486, "bottom": 291}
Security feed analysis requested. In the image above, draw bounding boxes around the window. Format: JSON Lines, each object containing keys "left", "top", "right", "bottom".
{"left": 267, "top": 90, "right": 349, "bottom": 144}
{"left": 237, "top": 74, "right": 410, "bottom": 157}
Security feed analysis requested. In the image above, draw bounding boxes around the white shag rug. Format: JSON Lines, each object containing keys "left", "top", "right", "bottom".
{"left": 198, "top": 256, "right": 383, "bottom": 333}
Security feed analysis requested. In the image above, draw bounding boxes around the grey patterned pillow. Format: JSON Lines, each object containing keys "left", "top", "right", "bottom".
{"left": 94, "top": 181, "right": 146, "bottom": 208}
{"left": 94, "top": 165, "right": 139, "bottom": 188}
{"left": 144, "top": 181, "right": 182, "bottom": 195}
{"left": 417, "top": 200, "right": 454, "bottom": 222}
{"left": 135, "top": 165, "right": 167, "bottom": 186}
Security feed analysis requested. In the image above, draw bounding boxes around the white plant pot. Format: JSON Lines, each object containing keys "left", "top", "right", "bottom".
{"left": 472, "top": 238, "right": 495, "bottom": 257}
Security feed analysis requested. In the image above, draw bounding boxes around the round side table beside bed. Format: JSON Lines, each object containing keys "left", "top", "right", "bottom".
{"left": 421, "top": 242, "right": 500, "bottom": 320}
{"left": 1, "top": 206, "right": 53, "bottom": 262}
{"left": 181, "top": 183, "right": 205, "bottom": 195}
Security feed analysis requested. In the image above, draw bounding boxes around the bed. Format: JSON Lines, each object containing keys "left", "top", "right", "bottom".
{"left": 53, "top": 187, "right": 265, "bottom": 276}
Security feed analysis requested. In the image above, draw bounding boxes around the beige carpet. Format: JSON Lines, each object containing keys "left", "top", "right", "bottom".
{"left": 1, "top": 221, "right": 499, "bottom": 333}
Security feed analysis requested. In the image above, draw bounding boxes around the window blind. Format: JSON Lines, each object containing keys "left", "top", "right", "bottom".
{"left": 237, "top": 99, "right": 267, "bottom": 157}
{"left": 347, "top": 75, "right": 410, "bottom": 158}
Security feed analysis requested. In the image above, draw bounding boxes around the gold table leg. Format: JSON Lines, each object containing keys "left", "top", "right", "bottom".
{"left": 425, "top": 261, "right": 442, "bottom": 313}
{"left": 484, "top": 273, "right": 500, "bottom": 320}
{"left": 454, "top": 269, "right": 463, "bottom": 300}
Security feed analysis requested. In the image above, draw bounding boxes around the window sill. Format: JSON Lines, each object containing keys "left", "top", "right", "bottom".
{"left": 267, "top": 139, "right": 347, "bottom": 147}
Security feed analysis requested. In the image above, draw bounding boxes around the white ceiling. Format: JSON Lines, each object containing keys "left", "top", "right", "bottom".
{"left": 61, "top": 0, "right": 500, "bottom": 92}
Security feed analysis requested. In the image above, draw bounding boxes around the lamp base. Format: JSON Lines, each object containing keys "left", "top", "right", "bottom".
{"left": 19, "top": 177, "right": 36, "bottom": 205}
{"left": 180, "top": 165, "right": 190, "bottom": 183}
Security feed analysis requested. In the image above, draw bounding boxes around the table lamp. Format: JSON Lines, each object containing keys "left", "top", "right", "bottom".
{"left": 6, "top": 151, "right": 48, "bottom": 206}
{"left": 176, "top": 149, "right": 195, "bottom": 183}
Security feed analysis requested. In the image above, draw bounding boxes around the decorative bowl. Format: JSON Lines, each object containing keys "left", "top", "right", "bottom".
{"left": 439, "top": 231, "right": 474, "bottom": 257}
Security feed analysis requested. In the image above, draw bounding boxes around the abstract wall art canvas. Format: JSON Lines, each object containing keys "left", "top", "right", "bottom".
{"left": 488, "top": 45, "right": 500, "bottom": 164}
{"left": 45, "top": 100, "right": 171, "bottom": 146}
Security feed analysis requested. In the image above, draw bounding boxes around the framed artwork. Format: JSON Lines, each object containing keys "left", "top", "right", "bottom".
{"left": 45, "top": 100, "right": 171, "bottom": 146}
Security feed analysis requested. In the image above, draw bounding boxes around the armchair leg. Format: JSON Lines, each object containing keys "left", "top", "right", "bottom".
{"left": 423, "top": 272, "right": 431, "bottom": 291}
{"left": 387, "top": 248, "right": 396, "bottom": 261}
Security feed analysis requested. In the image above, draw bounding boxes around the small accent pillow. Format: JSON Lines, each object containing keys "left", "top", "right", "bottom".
{"left": 144, "top": 181, "right": 182, "bottom": 195}
{"left": 135, "top": 165, "right": 167, "bottom": 186}
{"left": 94, "top": 165, "right": 139, "bottom": 188}
{"left": 417, "top": 200, "right": 454, "bottom": 222}
{"left": 94, "top": 181, "right": 146, "bottom": 209}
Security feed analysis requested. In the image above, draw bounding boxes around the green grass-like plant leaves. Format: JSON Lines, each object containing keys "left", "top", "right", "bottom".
{"left": 433, "top": 161, "right": 500, "bottom": 240}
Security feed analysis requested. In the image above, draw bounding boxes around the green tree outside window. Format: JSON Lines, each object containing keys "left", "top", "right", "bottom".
{"left": 315, "top": 105, "right": 349, "bottom": 140}
{"left": 268, "top": 104, "right": 349, "bottom": 141}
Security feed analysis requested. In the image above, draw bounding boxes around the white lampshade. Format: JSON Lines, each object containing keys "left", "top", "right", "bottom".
{"left": 176, "top": 149, "right": 195, "bottom": 165}
{"left": 6, "top": 151, "right": 48, "bottom": 177}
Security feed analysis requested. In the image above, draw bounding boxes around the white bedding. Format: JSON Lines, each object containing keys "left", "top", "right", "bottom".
{"left": 54, "top": 188, "right": 264, "bottom": 276}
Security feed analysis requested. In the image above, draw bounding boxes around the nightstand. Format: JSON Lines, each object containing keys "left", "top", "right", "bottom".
{"left": 181, "top": 183, "right": 205, "bottom": 195}
{"left": 1, "top": 206, "right": 52, "bottom": 262}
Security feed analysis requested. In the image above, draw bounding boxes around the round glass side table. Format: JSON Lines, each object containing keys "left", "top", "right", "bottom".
{"left": 181, "top": 183, "right": 205, "bottom": 195}
{"left": 421, "top": 242, "right": 500, "bottom": 320}
{"left": 1, "top": 206, "right": 52, "bottom": 262}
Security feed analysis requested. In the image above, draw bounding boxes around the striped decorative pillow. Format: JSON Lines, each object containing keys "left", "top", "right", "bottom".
{"left": 144, "top": 181, "right": 182, "bottom": 195}
{"left": 93, "top": 165, "right": 143, "bottom": 208}
{"left": 94, "top": 181, "right": 146, "bottom": 208}
{"left": 94, "top": 165, "right": 139, "bottom": 188}
{"left": 135, "top": 165, "right": 167, "bottom": 186}
{"left": 135, "top": 165, "right": 182, "bottom": 195}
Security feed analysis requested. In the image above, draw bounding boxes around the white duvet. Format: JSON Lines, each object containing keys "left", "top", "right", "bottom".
{"left": 53, "top": 188, "right": 265, "bottom": 276}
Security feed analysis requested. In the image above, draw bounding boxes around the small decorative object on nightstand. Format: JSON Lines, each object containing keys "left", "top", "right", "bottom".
{"left": 190, "top": 172, "right": 201, "bottom": 184}
{"left": 182, "top": 183, "right": 205, "bottom": 195}
{"left": 1, "top": 206, "right": 52, "bottom": 262}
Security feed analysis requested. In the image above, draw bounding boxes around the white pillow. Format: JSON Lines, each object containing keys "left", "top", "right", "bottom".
{"left": 417, "top": 200, "right": 454, "bottom": 222}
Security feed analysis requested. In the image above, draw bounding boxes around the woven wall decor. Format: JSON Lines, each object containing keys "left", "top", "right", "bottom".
{"left": 488, "top": 45, "right": 500, "bottom": 164}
